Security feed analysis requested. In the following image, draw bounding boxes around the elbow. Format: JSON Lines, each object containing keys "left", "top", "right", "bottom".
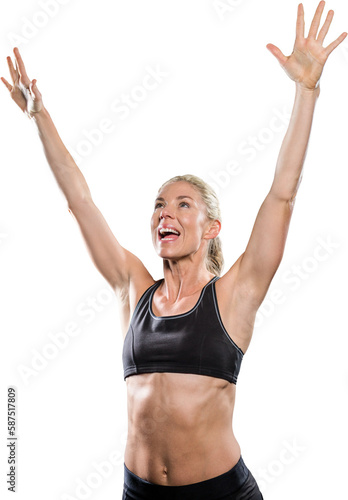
{"left": 270, "top": 173, "right": 303, "bottom": 204}
{"left": 67, "top": 195, "right": 93, "bottom": 213}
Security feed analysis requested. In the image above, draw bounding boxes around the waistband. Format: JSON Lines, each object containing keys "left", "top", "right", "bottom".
{"left": 123, "top": 455, "right": 250, "bottom": 500}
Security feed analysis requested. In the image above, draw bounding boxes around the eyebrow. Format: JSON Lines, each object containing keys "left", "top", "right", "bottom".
{"left": 155, "top": 195, "right": 194, "bottom": 202}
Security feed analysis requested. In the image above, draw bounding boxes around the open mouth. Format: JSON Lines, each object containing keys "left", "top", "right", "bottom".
{"left": 158, "top": 227, "right": 181, "bottom": 242}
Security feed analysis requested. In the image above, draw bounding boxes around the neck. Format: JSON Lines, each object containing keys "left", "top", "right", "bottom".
{"left": 161, "top": 260, "right": 215, "bottom": 303}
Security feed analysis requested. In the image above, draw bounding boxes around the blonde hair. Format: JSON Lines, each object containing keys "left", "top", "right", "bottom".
{"left": 157, "top": 174, "right": 224, "bottom": 276}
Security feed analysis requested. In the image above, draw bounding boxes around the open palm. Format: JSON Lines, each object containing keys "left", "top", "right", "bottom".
{"left": 1, "top": 47, "right": 42, "bottom": 115}
{"left": 267, "top": 1, "right": 347, "bottom": 90}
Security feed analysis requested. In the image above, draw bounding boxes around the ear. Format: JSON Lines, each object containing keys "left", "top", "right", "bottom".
{"left": 204, "top": 219, "right": 221, "bottom": 240}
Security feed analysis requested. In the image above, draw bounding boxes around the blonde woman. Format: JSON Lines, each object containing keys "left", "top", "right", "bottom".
{"left": 2, "top": 2, "right": 346, "bottom": 499}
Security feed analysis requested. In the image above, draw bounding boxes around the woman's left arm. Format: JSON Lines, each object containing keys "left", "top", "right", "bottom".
{"left": 268, "top": 1, "right": 346, "bottom": 201}
{"left": 227, "top": 2, "right": 347, "bottom": 306}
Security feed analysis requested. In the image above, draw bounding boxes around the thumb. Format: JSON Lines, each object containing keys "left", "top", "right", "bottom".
{"left": 266, "top": 43, "right": 288, "bottom": 67}
{"left": 29, "top": 79, "right": 42, "bottom": 100}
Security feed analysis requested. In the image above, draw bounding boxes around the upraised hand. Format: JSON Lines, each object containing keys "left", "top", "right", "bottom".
{"left": 266, "top": 1, "right": 347, "bottom": 90}
{"left": 1, "top": 47, "right": 43, "bottom": 116}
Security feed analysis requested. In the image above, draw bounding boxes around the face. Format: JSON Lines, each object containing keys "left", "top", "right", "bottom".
{"left": 150, "top": 181, "right": 220, "bottom": 262}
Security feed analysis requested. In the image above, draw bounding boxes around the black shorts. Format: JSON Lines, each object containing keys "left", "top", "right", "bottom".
{"left": 122, "top": 455, "right": 263, "bottom": 500}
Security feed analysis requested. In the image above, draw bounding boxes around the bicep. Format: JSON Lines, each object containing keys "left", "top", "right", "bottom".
{"left": 232, "top": 191, "right": 295, "bottom": 307}
{"left": 68, "top": 197, "right": 151, "bottom": 291}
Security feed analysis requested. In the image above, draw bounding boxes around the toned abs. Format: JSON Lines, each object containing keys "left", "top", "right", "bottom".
{"left": 124, "top": 371, "right": 241, "bottom": 486}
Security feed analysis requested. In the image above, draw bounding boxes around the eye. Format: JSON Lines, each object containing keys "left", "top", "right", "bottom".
{"left": 179, "top": 202, "right": 189, "bottom": 207}
{"left": 154, "top": 202, "right": 164, "bottom": 209}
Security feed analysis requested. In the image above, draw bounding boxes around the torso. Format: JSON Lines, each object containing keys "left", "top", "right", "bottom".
{"left": 116, "top": 266, "right": 258, "bottom": 486}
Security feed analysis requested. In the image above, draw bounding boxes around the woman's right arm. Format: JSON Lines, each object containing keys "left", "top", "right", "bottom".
{"left": 29, "top": 106, "right": 141, "bottom": 293}
{"left": 2, "top": 47, "right": 152, "bottom": 296}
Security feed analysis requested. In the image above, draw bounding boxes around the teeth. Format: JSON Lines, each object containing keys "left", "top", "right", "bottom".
{"left": 159, "top": 228, "right": 179, "bottom": 235}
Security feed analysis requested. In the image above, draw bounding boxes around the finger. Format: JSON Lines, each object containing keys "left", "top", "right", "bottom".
{"left": 266, "top": 43, "right": 288, "bottom": 66}
{"left": 13, "top": 47, "right": 31, "bottom": 86}
{"left": 296, "top": 3, "right": 305, "bottom": 40}
{"left": 30, "top": 79, "right": 42, "bottom": 100}
{"left": 1, "top": 76, "right": 13, "bottom": 92}
{"left": 324, "top": 31, "right": 348, "bottom": 56}
{"left": 308, "top": 1, "right": 326, "bottom": 39}
{"left": 317, "top": 9, "right": 334, "bottom": 44}
{"left": 6, "top": 56, "right": 17, "bottom": 84}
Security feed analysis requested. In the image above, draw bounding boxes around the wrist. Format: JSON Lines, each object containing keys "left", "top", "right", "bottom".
{"left": 295, "top": 82, "right": 320, "bottom": 97}
{"left": 27, "top": 105, "right": 49, "bottom": 122}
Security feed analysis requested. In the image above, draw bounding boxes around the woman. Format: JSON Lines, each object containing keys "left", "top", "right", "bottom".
{"left": 2, "top": 2, "right": 346, "bottom": 499}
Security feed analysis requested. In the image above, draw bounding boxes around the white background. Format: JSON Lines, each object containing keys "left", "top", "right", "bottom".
{"left": 0, "top": 0, "right": 347, "bottom": 498}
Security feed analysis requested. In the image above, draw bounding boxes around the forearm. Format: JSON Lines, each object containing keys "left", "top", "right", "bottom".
{"left": 270, "top": 83, "right": 321, "bottom": 202}
{"left": 29, "top": 107, "right": 92, "bottom": 207}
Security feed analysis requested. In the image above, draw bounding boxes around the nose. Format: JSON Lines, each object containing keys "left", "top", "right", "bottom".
{"left": 159, "top": 205, "right": 174, "bottom": 219}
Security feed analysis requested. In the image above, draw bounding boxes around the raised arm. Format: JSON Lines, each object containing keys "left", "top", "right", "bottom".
{"left": 224, "top": 2, "right": 346, "bottom": 307}
{"left": 1, "top": 47, "right": 152, "bottom": 295}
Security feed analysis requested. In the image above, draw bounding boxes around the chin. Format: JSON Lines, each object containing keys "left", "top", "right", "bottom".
{"left": 156, "top": 249, "right": 177, "bottom": 260}
{"left": 155, "top": 245, "right": 182, "bottom": 260}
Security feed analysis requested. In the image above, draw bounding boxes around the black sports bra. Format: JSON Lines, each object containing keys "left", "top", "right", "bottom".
{"left": 122, "top": 276, "right": 244, "bottom": 384}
